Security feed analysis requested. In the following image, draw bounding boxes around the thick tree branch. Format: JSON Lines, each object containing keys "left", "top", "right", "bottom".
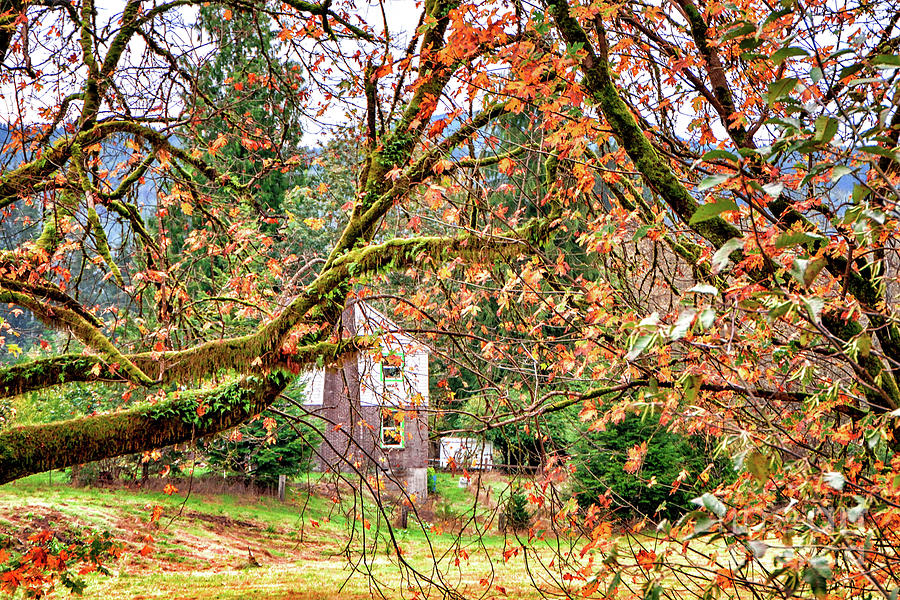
{"left": 0, "top": 373, "right": 291, "bottom": 484}
{"left": 0, "top": 216, "right": 548, "bottom": 400}
{"left": 547, "top": 0, "right": 742, "bottom": 249}
{"left": 0, "top": 338, "right": 361, "bottom": 399}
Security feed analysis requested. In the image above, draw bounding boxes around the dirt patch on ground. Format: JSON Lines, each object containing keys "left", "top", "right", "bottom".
{"left": 183, "top": 509, "right": 264, "bottom": 531}
{"left": 0, "top": 508, "right": 96, "bottom": 553}
{"left": 2, "top": 499, "right": 312, "bottom": 575}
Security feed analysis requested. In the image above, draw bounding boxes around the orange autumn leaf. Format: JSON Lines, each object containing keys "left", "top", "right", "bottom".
{"left": 623, "top": 441, "right": 648, "bottom": 474}
{"left": 636, "top": 549, "right": 657, "bottom": 571}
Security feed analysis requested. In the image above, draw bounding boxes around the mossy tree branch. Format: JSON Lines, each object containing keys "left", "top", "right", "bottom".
{"left": 0, "top": 373, "right": 291, "bottom": 484}
{"left": 0, "top": 289, "right": 154, "bottom": 386}
{"left": 547, "top": 0, "right": 742, "bottom": 249}
{"left": 0, "top": 338, "right": 365, "bottom": 400}
{"left": 0, "top": 214, "right": 550, "bottom": 403}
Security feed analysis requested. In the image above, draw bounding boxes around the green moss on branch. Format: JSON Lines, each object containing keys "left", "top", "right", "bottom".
{"left": 0, "top": 374, "right": 290, "bottom": 484}
{"left": 548, "top": 1, "right": 741, "bottom": 249}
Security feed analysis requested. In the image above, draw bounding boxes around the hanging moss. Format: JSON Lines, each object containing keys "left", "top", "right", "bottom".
{"left": 0, "top": 373, "right": 291, "bottom": 484}
{"left": 87, "top": 205, "right": 124, "bottom": 285}
{"left": 0, "top": 337, "right": 360, "bottom": 401}
{"left": 0, "top": 355, "right": 107, "bottom": 398}
{"left": 34, "top": 187, "right": 78, "bottom": 254}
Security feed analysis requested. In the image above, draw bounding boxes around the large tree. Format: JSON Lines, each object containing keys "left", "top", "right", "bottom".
{"left": 2, "top": 0, "right": 900, "bottom": 597}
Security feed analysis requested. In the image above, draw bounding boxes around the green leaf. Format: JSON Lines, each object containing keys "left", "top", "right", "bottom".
{"left": 831, "top": 165, "right": 852, "bottom": 181}
{"left": 638, "top": 312, "right": 660, "bottom": 328}
{"left": 864, "top": 208, "right": 887, "bottom": 224}
{"left": 839, "top": 63, "right": 864, "bottom": 79}
{"left": 804, "top": 297, "right": 824, "bottom": 322}
{"left": 764, "top": 6, "right": 792, "bottom": 24}
{"left": 699, "top": 307, "right": 716, "bottom": 329}
{"left": 695, "top": 492, "right": 728, "bottom": 518}
{"left": 814, "top": 116, "right": 838, "bottom": 144}
{"left": 769, "top": 300, "right": 792, "bottom": 321}
{"left": 711, "top": 237, "right": 743, "bottom": 273}
{"left": 852, "top": 184, "right": 871, "bottom": 203}
{"left": 702, "top": 149, "right": 739, "bottom": 162}
{"left": 767, "top": 77, "right": 799, "bottom": 106}
{"left": 689, "top": 198, "right": 739, "bottom": 224}
{"left": 686, "top": 516, "right": 716, "bottom": 539}
{"left": 789, "top": 257, "right": 826, "bottom": 287}
{"left": 873, "top": 54, "right": 900, "bottom": 68}
{"left": 804, "top": 556, "right": 832, "bottom": 599}
{"left": 848, "top": 498, "right": 867, "bottom": 522}
{"left": 809, "top": 66, "right": 823, "bottom": 82}
{"left": 767, "top": 116, "right": 801, "bottom": 129}
{"left": 670, "top": 309, "right": 696, "bottom": 340}
{"left": 771, "top": 46, "right": 809, "bottom": 65}
{"left": 697, "top": 174, "right": 732, "bottom": 191}
{"left": 859, "top": 145, "right": 898, "bottom": 160}
{"left": 802, "top": 257, "right": 827, "bottom": 287}
{"left": 775, "top": 230, "right": 824, "bottom": 249}
{"left": 682, "top": 373, "right": 702, "bottom": 403}
{"left": 722, "top": 21, "right": 755, "bottom": 40}
{"left": 857, "top": 333, "right": 872, "bottom": 357}
{"left": 745, "top": 450, "right": 770, "bottom": 483}
{"left": 632, "top": 224, "right": 652, "bottom": 241}
{"left": 748, "top": 541, "right": 769, "bottom": 559}
{"left": 803, "top": 566, "right": 828, "bottom": 599}
{"left": 625, "top": 334, "right": 655, "bottom": 361}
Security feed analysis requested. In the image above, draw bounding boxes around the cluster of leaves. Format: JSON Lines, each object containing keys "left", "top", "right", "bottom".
{"left": 0, "top": 530, "right": 121, "bottom": 598}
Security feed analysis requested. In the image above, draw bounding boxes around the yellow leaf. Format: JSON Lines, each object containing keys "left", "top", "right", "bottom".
{"left": 209, "top": 133, "right": 228, "bottom": 155}
{"left": 303, "top": 217, "right": 325, "bottom": 230}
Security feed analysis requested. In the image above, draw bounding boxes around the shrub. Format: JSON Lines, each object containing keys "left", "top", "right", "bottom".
{"left": 204, "top": 401, "right": 318, "bottom": 486}
{"left": 504, "top": 488, "right": 531, "bottom": 530}
{"left": 572, "top": 413, "right": 733, "bottom": 520}
{"left": 427, "top": 467, "right": 437, "bottom": 494}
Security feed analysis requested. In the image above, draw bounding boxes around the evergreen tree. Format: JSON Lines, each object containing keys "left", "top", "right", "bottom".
{"left": 572, "top": 413, "right": 734, "bottom": 519}
{"left": 191, "top": 5, "right": 306, "bottom": 220}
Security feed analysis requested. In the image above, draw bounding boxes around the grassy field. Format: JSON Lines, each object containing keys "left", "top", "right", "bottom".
{"left": 0, "top": 471, "right": 561, "bottom": 599}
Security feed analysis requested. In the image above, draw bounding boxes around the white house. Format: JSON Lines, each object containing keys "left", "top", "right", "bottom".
{"left": 302, "top": 302, "right": 431, "bottom": 497}
{"left": 439, "top": 437, "right": 494, "bottom": 470}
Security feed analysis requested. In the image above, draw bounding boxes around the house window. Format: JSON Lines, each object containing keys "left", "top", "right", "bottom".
{"left": 380, "top": 409, "right": 405, "bottom": 448}
{"left": 381, "top": 352, "right": 404, "bottom": 383}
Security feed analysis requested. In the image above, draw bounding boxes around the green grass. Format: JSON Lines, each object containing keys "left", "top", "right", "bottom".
{"left": 0, "top": 471, "right": 554, "bottom": 599}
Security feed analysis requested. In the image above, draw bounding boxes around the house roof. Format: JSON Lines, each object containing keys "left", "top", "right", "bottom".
{"left": 352, "top": 301, "right": 431, "bottom": 355}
